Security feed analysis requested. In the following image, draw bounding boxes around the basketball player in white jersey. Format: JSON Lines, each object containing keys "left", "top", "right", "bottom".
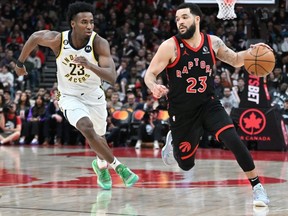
{"left": 14, "top": 2, "right": 138, "bottom": 190}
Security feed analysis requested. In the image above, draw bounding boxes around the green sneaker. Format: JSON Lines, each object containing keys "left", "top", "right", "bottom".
{"left": 115, "top": 164, "right": 139, "bottom": 187}
{"left": 92, "top": 159, "right": 112, "bottom": 190}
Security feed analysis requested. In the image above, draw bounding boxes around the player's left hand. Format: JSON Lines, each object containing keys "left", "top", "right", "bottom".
{"left": 151, "top": 84, "right": 169, "bottom": 99}
{"left": 73, "top": 56, "right": 91, "bottom": 69}
{"left": 14, "top": 65, "right": 28, "bottom": 76}
{"left": 250, "top": 43, "right": 273, "bottom": 52}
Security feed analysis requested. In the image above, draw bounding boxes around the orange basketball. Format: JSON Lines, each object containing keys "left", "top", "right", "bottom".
{"left": 244, "top": 46, "right": 275, "bottom": 77}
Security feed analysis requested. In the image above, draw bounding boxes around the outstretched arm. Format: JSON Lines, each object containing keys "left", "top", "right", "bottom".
{"left": 211, "top": 35, "right": 272, "bottom": 68}
{"left": 15, "top": 30, "right": 61, "bottom": 76}
{"left": 211, "top": 35, "right": 247, "bottom": 68}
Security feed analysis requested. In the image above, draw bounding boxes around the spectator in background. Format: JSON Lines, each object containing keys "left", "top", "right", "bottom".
{"left": 0, "top": 44, "right": 6, "bottom": 59}
{"left": 281, "top": 99, "right": 288, "bottom": 128}
{"left": 214, "top": 74, "right": 224, "bottom": 99}
{"left": 135, "top": 110, "right": 162, "bottom": 149}
{"left": 113, "top": 82, "right": 125, "bottom": 102}
{"left": 0, "top": 21, "right": 7, "bottom": 46}
{"left": 35, "top": 47, "right": 46, "bottom": 66}
{"left": 0, "top": 49, "right": 16, "bottom": 68}
{"left": 36, "top": 88, "right": 46, "bottom": 97}
{"left": 105, "top": 114, "right": 121, "bottom": 147}
{"left": 17, "top": 92, "right": 31, "bottom": 145}
{"left": 0, "top": 102, "right": 21, "bottom": 145}
{"left": 3, "top": 90, "right": 12, "bottom": 105}
{"left": 43, "top": 90, "right": 51, "bottom": 105}
{"left": 22, "top": 95, "right": 47, "bottom": 145}
{"left": 220, "top": 70, "right": 232, "bottom": 88}
{"left": 10, "top": 61, "right": 24, "bottom": 91}
{"left": 13, "top": 90, "right": 22, "bottom": 104}
{"left": 121, "top": 91, "right": 139, "bottom": 112}
{"left": 135, "top": 94, "right": 155, "bottom": 112}
{"left": 6, "top": 24, "right": 24, "bottom": 45}
{"left": 116, "top": 60, "right": 129, "bottom": 96}
{"left": 26, "top": 48, "right": 42, "bottom": 91}
{"left": 105, "top": 87, "right": 115, "bottom": 104}
{"left": 271, "top": 82, "right": 288, "bottom": 109}
{"left": 220, "top": 87, "right": 240, "bottom": 115}
{"left": 1, "top": 3, "right": 15, "bottom": 31}
{"left": 127, "top": 66, "right": 141, "bottom": 85}
{"left": 0, "top": 64, "right": 14, "bottom": 93}
{"left": 110, "top": 46, "right": 120, "bottom": 68}
{"left": 0, "top": 95, "right": 6, "bottom": 114}
{"left": 280, "top": 36, "right": 288, "bottom": 66}
{"left": 24, "top": 89, "right": 35, "bottom": 106}
{"left": 156, "top": 97, "right": 168, "bottom": 111}
{"left": 267, "top": 66, "right": 288, "bottom": 95}
{"left": 230, "top": 67, "right": 244, "bottom": 86}
{"left": 134, "top": 84, "right": 144, "bottom": 103}
{"left": 43, "top": 91, "right": 64, "bottom": 146}
{"left": 5, "top": 34, "right": 21, "bottom": 54}
{"left": 107, "top": 92, "right": 123, "bottom": 113}
{"left": 237, "top": 77, "right": 246, "bottom": 100}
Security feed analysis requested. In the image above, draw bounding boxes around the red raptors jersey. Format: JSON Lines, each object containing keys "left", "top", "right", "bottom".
{"left": 166, "top": 33, "right": 216, "bottom": 114}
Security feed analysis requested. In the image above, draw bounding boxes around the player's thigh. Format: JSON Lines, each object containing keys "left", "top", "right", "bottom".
{"left": 88, "top": 104, "right": 107, "bottom": 136}
{"left": 203, "top": 99, "right": 234, "bottom": 136}
{"left": 170, "top": 113, "right": 203, "bottom": 170}
{"left": 64, "top": 106, "right": 89, "bottom": 129}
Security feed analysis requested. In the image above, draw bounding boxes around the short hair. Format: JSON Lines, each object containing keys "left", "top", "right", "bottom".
{"left": 176, "top": 3, "right": 203, "bottom": 19}
{"left": 237, "top": 77, "right": 245, "bottom": 82}
{"left": 66, "top": 2, "right": 95, "bottom": 24}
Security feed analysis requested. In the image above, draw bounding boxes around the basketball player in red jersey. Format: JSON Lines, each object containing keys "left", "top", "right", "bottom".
{"left": 14, "top": 2, "right": 138, "bottom": 190}
{"left": 145, "top": 3, "right": 270, "bottom": 207}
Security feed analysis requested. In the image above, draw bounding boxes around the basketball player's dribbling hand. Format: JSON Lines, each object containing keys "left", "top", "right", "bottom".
{"left": 250, "top": 43, "right": 273, "bottom": 52}
{"left": 74, "top": 56, "right": 91, "bottom": 69}
{"left": 14, "top": 65, "right": 28, "bottom": 76}
{"left": 151, "top": 84, "right": 169, "bottom": 99}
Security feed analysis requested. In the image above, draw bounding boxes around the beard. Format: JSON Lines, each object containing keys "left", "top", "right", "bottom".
{"left": 178, "top": 24, "right": 196, "bottom": 39}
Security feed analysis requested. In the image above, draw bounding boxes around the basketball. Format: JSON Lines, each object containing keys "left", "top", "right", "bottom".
{"left": 244, "top": 46, "right": 275, "bottom": 77}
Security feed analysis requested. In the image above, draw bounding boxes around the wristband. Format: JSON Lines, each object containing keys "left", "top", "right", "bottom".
{"left": 16, "top": 60, "right": 24, "bottom": 68}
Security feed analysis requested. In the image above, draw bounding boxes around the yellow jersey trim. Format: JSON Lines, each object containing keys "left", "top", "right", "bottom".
{"left": 56, "top": 32, "right": 64, "bottom": 59}
{"left": 92, "top": 32, "right": 97, "bottom": 62}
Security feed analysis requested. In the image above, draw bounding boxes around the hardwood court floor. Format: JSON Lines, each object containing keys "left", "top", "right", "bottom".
{"left": 0, "top": 145, "right": 287, "bottom": 216}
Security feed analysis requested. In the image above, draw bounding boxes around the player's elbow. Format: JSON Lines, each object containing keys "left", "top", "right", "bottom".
{"left": 30, "top": 31, "right": 43, "bottom": 43}
{"left": 108, "top": 74, "right": 117, "bottom": 85}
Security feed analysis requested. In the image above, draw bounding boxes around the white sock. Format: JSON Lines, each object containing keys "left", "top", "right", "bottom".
{"left": 110, "top": 157, "right": 121, "bottom": 170}
{"left": 153, "top": 140, "right": 159, "bottom": 149}
{"left": 97, "top": 157, "right": 108, "bottom": 169}
{"left": 135, "top": 140, "right": 142, "bottom": 148}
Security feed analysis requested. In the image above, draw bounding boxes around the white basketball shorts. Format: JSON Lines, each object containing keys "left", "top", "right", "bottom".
{"left": 58, "top": 87, "right": 107, "bottom": 136}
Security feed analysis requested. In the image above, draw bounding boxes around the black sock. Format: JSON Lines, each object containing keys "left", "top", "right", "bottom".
{"left": 249, "top": 176, "right": 260, "bottom": 188}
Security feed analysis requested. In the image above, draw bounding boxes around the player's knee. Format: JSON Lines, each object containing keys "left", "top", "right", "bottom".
{"left": 77, "top": 117, "right": 93, "bottom": 129}
{"left": 76, "top": 118, "right": 94, "bottom": 135}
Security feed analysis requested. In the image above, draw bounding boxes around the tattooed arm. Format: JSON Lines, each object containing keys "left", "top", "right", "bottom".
{"left": 211, "top": 35, "right": 273, "bottom": 68}
{"left": 210, "top": 35, "right": 247, "bottom": 68}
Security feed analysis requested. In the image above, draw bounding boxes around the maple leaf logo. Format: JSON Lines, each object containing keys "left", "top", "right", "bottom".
{"left": 239, "top": 109, "right": 266, "bottom": 135}
{"left": 243, "top": 112, "right": 262, "bottom": 133}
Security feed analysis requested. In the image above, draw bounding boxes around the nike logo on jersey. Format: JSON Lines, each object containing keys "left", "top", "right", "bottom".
{"left": 98, "top": 95, "right": 103, "bottom": 100}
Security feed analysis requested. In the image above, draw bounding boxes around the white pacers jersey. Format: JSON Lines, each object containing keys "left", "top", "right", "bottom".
{"left": 56, "top": 30, "right": 107, "bottom": 136}
{"left": 56, "top": 30, "right": 101, "bottom": 95}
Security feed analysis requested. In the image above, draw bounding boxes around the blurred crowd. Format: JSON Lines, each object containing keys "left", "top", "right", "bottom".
{"left": 0, "top": 0, "right": 287, "bottom": 147}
